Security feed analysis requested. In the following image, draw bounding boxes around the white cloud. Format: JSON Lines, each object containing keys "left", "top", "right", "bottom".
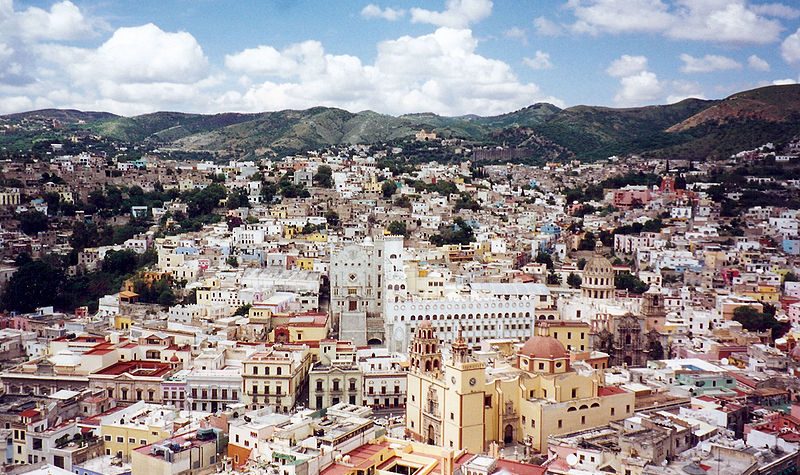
{"left": 565, "top": 0, "right": 783, "bottom": 44}
{"left": 605, "top": 54, "right": 702, "bottom": 107}
{"left": 361, "top": 4, "right": 405, "bottom": 21}
{"left": 503, "top": 27, "right": 527, "bottom": 44}
{"left": 751, "top": 3, "right": 800, "bottom": 19}
{"left": 606, "top": 55, "right": 661, "bottom": 106}
{"left": 220, "top": 27, "right": 561, "bottom": 116}
{"left": 772, "top": 78, "right": 798, "bottom": 85}
{"left": 747, "top": 54, "right": 770, "bottom": 71}
{"left": 225, "top": 42, "right": 326, "bottom": 78}
{"left": 606, "top": 54, "right": 648, "bottom": 77}
{"left": 679, "top": 53, "right": 741, "bottom": 73}
{"left": 523, "top": 51, "right": 553, "bottom": 70}
{"left": 67, "top": 24, "right": 209, "bottom": 84}
{"left": 569, "top": 0, "right": 673, "bottom": 35}
{"left": 21, "top": 23, "right": 214, "bottom": 115}
{"left": 614, "top": 71, "right": 663, "bottom": 106}
{"left": 410, "top": 0, "right": 492, "bottom": 28}
{"left": 781, "top": 28, "right": 800, "bottom": 63}
{"left": 0, "top": 0, "right": 102, "bottom": 42}
{"left": 533, "top": 16, "right": 563, "bottom": 36}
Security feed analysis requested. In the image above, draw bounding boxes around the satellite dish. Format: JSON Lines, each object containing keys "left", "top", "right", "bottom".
{"left": 566, "top": 454, "right": 579, "bottom": 467}
{"left": 720, "top": 358, "right": 729, "bottom": 365}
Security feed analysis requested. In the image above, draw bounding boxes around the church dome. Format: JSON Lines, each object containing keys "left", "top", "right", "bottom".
{"left": 581, "top": 242, "right": 615, "bottom": 300}
{"left": 583, "top": 252, "right": 613, "bottom": 278}
{"left": 520, "top": 335, "right": 567, "bottom": 359}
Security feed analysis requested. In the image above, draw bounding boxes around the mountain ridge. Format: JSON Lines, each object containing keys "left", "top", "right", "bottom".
{"left": 2, "top": 84, "right": 799, "bottom": 160}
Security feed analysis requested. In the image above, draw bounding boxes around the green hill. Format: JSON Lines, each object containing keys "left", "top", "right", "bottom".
{"left": 3, "top": 84, "right": 800, "bottom": 160}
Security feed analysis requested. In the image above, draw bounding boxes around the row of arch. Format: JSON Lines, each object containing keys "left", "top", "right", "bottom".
{"left": 401, "top": 312, "right": 532, "bottom": 322}
{"left": 566, "top": 402, "right": 601, "bottom": 412}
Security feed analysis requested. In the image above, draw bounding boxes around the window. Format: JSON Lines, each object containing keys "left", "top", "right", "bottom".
{"left": 558, "top": 419, "right": 562, "bottom": 428}
{"left": 626, "top": 405, "right": 630, "bottom": 413}
{"left": 104, "top": 435, "right": 111, "bottom": 441}
{"left": 129, "top": 438, "right": 135, "bottom": 444}
{"left": 611, "top": 407, "right": 616, "bottom": 416}
{"left": 116, "top": 436, "right": 124, "bottom": 443}
{"left": 571, "top": 388, "right": 577, "bottom": 398}
{"left": 253, "top": 366, "right": 258, "bottom": 375}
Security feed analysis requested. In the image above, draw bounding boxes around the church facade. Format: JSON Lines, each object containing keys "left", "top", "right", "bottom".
{"left": 405, "top": 323, "right": 636, "bottom": 453}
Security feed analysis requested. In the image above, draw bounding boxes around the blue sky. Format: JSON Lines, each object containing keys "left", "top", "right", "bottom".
{"left": 1, "top": 0, "right": 800, "bottom": 116}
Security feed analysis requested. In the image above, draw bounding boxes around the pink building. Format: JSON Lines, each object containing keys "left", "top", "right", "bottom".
{"left": 612, "top": 186, "right": 651, "bottom": 209}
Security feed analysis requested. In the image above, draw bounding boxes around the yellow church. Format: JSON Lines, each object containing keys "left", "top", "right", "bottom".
{"left": 405, "top": 322, "right": 635, "bottom": 453}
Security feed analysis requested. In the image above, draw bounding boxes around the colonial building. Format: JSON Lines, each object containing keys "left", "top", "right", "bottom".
{"left": 405, "top": 323, "right": 635, "bottom": 453}
{"left": 330, "top": 236, "right": 404, "bottom": 345}
{"left": 308, "top": 340, "right": 363, "bottom": 409}
{"left": 242, "top": 345, "right": 311, "bottom": 412}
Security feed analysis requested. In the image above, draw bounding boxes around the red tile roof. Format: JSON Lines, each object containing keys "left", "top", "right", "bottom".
{"left": 598, "top": 386, "right": 627, "bottom": 396}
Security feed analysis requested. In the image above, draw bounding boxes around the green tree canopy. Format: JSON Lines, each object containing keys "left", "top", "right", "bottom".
{"left": 566, "top": 272, "right": 582, "bottom": 289}
{"left": 2, "top": 260, "right": 65, "bottom": 312}
{"left": 382, "top": 180, "right": 398, "bottom": 199}
{"left": 387, "top": 221, "right": 408, "bottom": 237}
{"left": 313, "top": 165, "right": 333, "bottom": 188}
{"left": 18, "top": 210, "right": 49, "bottom": 235}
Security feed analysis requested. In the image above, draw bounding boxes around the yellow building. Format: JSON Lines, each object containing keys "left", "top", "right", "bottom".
{"left": 295, "top": 256, "right": 316, "bottom": 270}
{"left": 405, "top": 323, "right": 634, "bottom": 453}
{"left": 535, "top": 320, "right": 591, "bottom": 353}
{"left": 114, "top": 314, "right": 133, "bottom": 330}
{"left": 305, "top": 232, "right": 328, "bottom": 243}
{"left": 100, "top": 403, "right": 173, "bottom": 461}
{"left": 0, "top": 188, "right": 21, "bottom": 207}
{"left": 242, "top": 345, "right": 312, "bottom": 412}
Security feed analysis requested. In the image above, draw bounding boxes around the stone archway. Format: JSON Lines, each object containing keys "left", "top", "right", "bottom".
{"left": 427, "top": 424, "right": 436, "bottom": 445}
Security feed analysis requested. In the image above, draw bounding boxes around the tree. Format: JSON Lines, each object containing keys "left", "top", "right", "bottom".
{"left": 325, "top": 210, "right": 340, "bottom": 227}
{"left": 429, "top": 218, "right": 475, "bottom": 246}
{"left": 87, "top": 189, "right": 106, "bottom": 209}
{"left": 535, "top": 251, "right": 554, "bottom": 270}
{"left": 578, "top": 232, "right": 596, "bottom": 251}
{"left": 2, "top": 260, "right": 65, "bottom": 312}
{"left": 102, "top": 249, "right": 139, "bottom": 276}
{"left": 313, "top": 165, "right": 333, "bottom": 188}
{"left": 394, "top": 195, "right": 412, "bottom": 209}
{"left": 234, "top": 304, "right": 252, "bottom": 316}
{"left": 226, "top": 256, "right": 239, "bottom": 268}
{"left": 19, "top": 210, "right": 49, "bottom": 235}
{"left": 381, "top": 180, "right": 398, "bottom": 199}
{"left": 226, "top": 188, "right": 250, "bottom": 209}
{"left": 546, "top": 271, "right": 562, "bottom": 285}
{"left": 577, "top": 258, "right": 587, "bottom": 270}
{"left": 43, "top": 192, "right": 61, "bottom": 215}
{"left": 185, "top": 183, "right": 227, "bottom": 215}
{"left": 733, "top": 306, "right": 775, "bottom": 332}
{"left": 615, "top": 272, "right": 649, "bottom": 294}
{"left": 566, "top": 272, "right": 582, "bottom": 289}
{"left": 260, "top": 181, "right": 279, "bottom": 204}
{"left": 387, "top": 221, "right": 408, "bottom": 237}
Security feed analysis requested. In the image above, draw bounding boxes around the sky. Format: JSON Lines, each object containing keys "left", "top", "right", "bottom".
{"left": 1, "top": 0, "right": 800, "bottom": 116}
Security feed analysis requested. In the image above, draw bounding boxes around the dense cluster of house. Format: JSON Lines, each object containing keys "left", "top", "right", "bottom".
{"left": 0, "top": 136, "right": 799, "bottom": 475}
